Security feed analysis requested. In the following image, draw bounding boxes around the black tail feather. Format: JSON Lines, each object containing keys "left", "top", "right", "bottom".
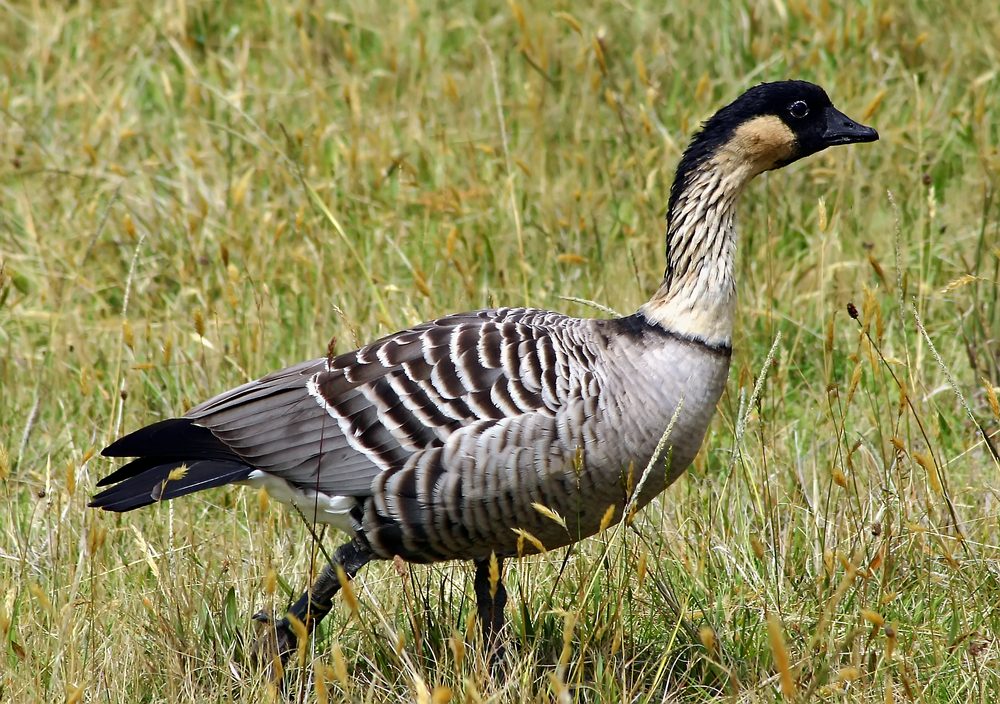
{"left": 93, "top": 417, "right": 253, "bottom": 512}
{"left": 89, "top": 460, "right": 253, "bottom": 512}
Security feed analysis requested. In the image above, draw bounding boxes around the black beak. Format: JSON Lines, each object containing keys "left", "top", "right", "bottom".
{"left": 822, "top": 106, "right": 879, "bottom": 146}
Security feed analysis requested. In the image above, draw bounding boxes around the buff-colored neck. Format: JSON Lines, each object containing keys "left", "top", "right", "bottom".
{"left": 638, "top": 160, "right": 751, "bottom": 347}
{"left": 640, "top": 115, "right": 794, "bottom": 348}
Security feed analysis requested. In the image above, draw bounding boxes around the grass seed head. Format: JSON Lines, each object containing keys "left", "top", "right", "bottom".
{"left": 595, "top": 505, "right": 616, "bottom": 535}
{"left": 984, "top": 378, "right": 1000, "bottom": 419}
{"left": 488, "top": 552, "right": 500, "bottom": 599}
{"left": 121, "top": 319, "right": 134, "bottom": 350}
{"left": 193, "top": 308, "right": 205, "bottom": 338}
{"left": 636, "top": 550, "right": 648, "bottom": 586}
{"left": 315, "top": 663, "right": 331, "bottom": 704}
{"left": 332, "top": 643, "right": 349, "bottom": 687}
{"left": 766, "top": 612, "right": 796, "bottom": 697}
{"left": 431, "top": 685, "right": 452, "bottom": 704}
{"left": 532, "top": 502, "right": 567, "bottom": 529}
{"left": 87, "top": 521, "right": 106, "bottom": 555}
{"left": 699, "top": 625, "right": 717, "bottom": 655}
{"left": 836, "top": 666, "right": 861, "bottom": 682}
{"left": 336, "top": 565, "right": 359, "bottom": 617}
{"left": 66, "top": 685, "right": 84, "bottom": 704}
{"left": 832, "top": 467, "right": 849, "bottom": 489}
{"left": 913, "top": 450, "right": 942, "bottom": 494}
{"left": 449, "top": 629, "right": 465, "bottom": 668}
{"left": 166, "top": 465, "right": 188, "bottom": 483}
{"left": 884, "top": 624, "right": 897, "bottom": 659}
{"left": 862, "top": 609, "right": 885, "bottom": 626}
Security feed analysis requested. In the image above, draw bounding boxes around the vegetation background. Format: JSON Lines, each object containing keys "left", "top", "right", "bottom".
{"left": 2, "top": 0, "right": 999, "bottom": 701}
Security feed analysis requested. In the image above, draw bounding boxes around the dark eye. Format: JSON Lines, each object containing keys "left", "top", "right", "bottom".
{"left": 788, "top": 100, "right": 810, "bottom": 119}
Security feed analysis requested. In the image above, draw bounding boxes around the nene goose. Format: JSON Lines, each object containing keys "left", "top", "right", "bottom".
{"left": 92, "top": 80, "right": 877, "bottom": 669}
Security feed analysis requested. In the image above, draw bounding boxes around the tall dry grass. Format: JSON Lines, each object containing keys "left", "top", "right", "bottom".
{"left": 2, "top": 1, "right": 999, "bottom": 701}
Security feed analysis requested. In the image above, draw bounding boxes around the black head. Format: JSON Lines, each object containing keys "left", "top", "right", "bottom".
{"left": 668, "top": 80, "right": 878, "bottom": 215}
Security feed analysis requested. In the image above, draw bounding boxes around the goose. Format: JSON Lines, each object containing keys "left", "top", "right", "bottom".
{"left": 91, "top": 80, "right": 877, "bottom": 671}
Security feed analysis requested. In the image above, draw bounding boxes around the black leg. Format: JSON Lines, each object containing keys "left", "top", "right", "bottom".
{"left": 473, "top": 555, "right": 507, "bottom": 662}
{"left": 253, "top": 537, "right": 372, "bottom": 677}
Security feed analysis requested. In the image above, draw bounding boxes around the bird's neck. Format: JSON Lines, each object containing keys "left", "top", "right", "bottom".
{"left": 639, "top": 156, "right": 759, "bottom": 348}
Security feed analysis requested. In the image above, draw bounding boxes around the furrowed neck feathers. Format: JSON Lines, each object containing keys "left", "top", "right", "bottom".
{"left": 639, "top": 114, "right": 795, "bottom": 348}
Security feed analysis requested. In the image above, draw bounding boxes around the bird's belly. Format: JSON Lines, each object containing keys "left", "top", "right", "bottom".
{"left": 241, "top": 470, "right": 357, "bottom": 532}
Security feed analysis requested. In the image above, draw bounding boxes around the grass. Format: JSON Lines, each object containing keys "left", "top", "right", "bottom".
{"left": 2, "top": 0, "right": 1000, "bottom": 701}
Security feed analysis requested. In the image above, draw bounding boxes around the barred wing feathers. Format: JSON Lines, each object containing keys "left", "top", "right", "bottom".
{"left": 92, "top": 309, "right": 590, "bottom": 531}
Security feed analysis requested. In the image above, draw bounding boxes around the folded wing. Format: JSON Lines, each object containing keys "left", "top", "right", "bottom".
{"left": 92, "top": 308, "right": 571, "bottom": 513}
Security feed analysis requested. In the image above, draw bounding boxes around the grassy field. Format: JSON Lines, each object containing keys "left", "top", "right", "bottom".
{"left": 2, "top": 0, "right": 1000, "bottom": 701}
